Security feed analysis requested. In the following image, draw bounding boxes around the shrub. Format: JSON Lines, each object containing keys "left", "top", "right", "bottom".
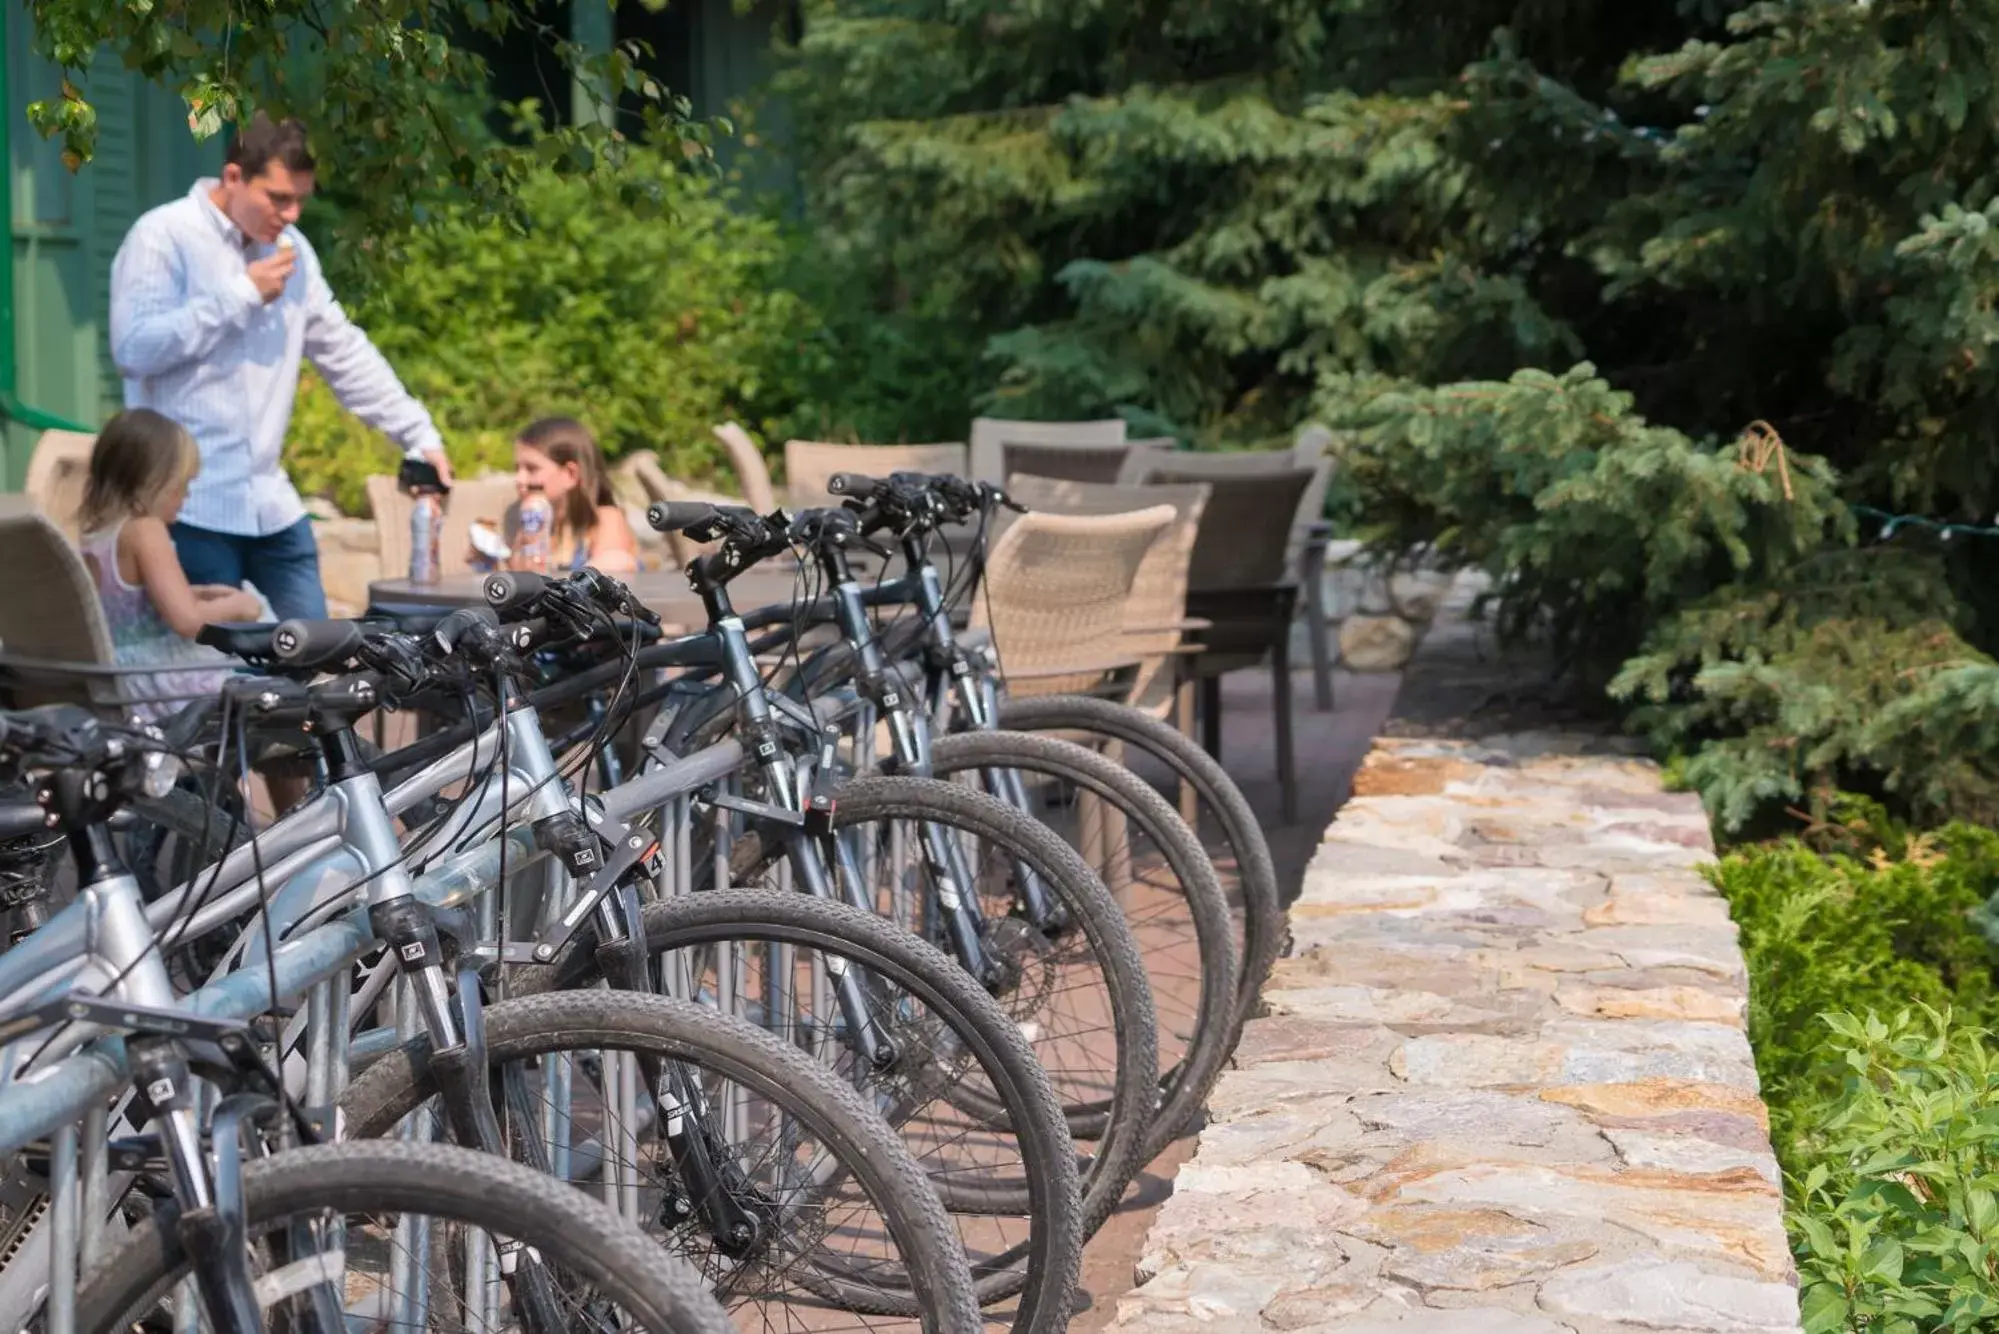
{"left": 1319, "top": 363, "right": 1850, "bottom": 683}
{"left": 284, "top": 146, "right": 822, "bottom": 516}
{"left": 1791, "top": 1008, "right": 1999, "bottom": 1334}
{"left": 1712, "top": 819, "right": 1999, "bottom": 1170}
{"left": 1614, "top": 549, "right": 1999, "bottom": 834}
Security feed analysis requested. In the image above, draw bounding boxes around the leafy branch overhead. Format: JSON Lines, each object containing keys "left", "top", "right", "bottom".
{"left": 22, "top": 0, "right": 698, "bottom": 244}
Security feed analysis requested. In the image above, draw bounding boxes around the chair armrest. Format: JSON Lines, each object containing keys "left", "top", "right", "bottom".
{"left": 0, "top": 654, "right": 173, "bottom": 679}
{"left": 1123, "top": 617, "right": 1212, "bottom": 635}
{"left": 1001, "top": 657, "right": 1142, "bottom": 680}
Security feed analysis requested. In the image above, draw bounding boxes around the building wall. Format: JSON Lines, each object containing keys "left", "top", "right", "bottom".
{"left": 4, "top": 2, "right": 222, "bottom": 485}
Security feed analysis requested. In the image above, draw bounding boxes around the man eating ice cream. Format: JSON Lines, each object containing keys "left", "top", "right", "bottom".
{"left": 109, "top": 112, "right": 451, "bottom": 621}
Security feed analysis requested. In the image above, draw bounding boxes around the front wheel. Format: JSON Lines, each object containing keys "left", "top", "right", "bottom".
{"left": 77, "top": 1140, "right": 734, "bottom": 1334}
{"left": 341, "top": 990, "right": 986, "bottom": 1333}
{"left": 994, "top": 693, "right": 1283, "bottom": 1040}
{"left": 925, "top": 728, "right": 1238, "bottom": 1163}
{"left": 514, "top": 887, "right": 1085, "bottom": 1328}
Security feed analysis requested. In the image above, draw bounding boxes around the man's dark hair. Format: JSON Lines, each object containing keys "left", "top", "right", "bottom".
{"left": 225, "top": 112, "right": 315, "bottom": 178}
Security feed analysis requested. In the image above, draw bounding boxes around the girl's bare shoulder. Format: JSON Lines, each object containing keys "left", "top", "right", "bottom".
{"left": 119, "top": 514, "right": 173, "bottom": 552}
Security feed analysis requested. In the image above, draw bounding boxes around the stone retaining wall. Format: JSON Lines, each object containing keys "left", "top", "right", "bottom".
{"left": 1105, "top": 733, "right": 1803, "bottom": 1334}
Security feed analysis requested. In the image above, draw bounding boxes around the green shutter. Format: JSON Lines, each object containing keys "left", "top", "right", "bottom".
{"left": 84, "top": 58, "right": 137, "bottom": 417}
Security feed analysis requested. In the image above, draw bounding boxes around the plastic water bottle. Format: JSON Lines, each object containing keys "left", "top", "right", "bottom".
{"left": 400, "top": 458, "right": 447, "bottom": 585}
{"left": 516, "top": 491, "right": 554, "bottom": 573}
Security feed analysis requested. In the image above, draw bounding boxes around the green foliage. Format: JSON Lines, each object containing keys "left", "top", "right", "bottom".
{"left": 1319, "top": 362, "right": 1847, "bottom": 680}
{"left": 778, "top": 1, "right": 1600, "bottom": 438}
{"left": 1790, "top": 1009, "right": 1999, "bottom": 1334}
{"left": 767, "top": 249, "right": 988, "bottom": 444}
{"left": 778, "top": 0, "right": 1999, "bottom": 825}
{"left": 1614, "top": 550, "right": 1999, "bottom": 833}
{"left": 1607, "top": 0, "right": 1999, "bottom": 514}
{"left": 1712, "top": 824, "right": 1999, "bottom": 1168}
{"left": 22, "top": 0, "right": 695, "bottom": 257}
{"left": 1719, "top": 830, "right": 1999, "bottom": 1328}
{"left": 285, "top": 147, "right": 817, "bottom": 515}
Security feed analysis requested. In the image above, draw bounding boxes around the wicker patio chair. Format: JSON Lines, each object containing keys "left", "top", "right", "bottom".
{"left": 1005, "top": 473, "right": 1212, "bottom": 823}
{"left": 1121, "top": 439, "right": 1339, "bottom": 710}
{"left": 0, "top": 497, "right": 166, "bottom": 715}
{"left": 23, "top": 429, "right": 96, "bottom": 540}
{"left": 969, "top": 417, "right": 1126, "bottom": 486}
{"left": 614, "top": 449, "right": 745, "bottom": 570}
{"left": 1003, "top": 473, "right": 1209, "bottom": 713}
{"left": 712, "top": 422, "right": 778, "bottom": 514}
{"left": 1116, "top": 465, "right": 1316, "bottom": 822}
{"left": 783, "top": 440, "right": 969, "bottom": 511}
{"left": 995, "top": 436, "right": 1162, "bottom": 487}
{"left": 971, "top": 505, "right": 1176, "bottom": 701}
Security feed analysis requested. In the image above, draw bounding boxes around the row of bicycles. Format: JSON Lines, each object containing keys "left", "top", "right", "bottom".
{"left": 0, "top": 470, "right": 1282, "bottom": 1332}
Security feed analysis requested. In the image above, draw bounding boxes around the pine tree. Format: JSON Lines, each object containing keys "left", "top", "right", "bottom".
{"left": 788, "top": 0, "right": 1999, "bottom": 524}
{"left": 782, "top": 1, "right": 1704, "bottom": 438}
{"left": 783, "top": 0, "right": 1999, "bottom": 826}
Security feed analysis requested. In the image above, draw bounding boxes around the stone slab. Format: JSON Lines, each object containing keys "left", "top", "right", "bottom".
{"left": 1103, "top": 719, "right": 1800, "bottom": 1332}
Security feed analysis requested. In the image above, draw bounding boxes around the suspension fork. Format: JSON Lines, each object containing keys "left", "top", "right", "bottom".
{"left": 708, "top": 600, "right": 903, "bottom": 1069}
{"left": 910, "top": 562, "right": 1069, "bottom": 933}
{"left": 366, "top": 896, "right": 569, "bottom": 1333}
{"left": 53, "top": 828, "right": 267, "bottom": 1333}
{"left": 126, "top": 1039, "right": 265, "bottom": 1334}
{"left": 765, "top": 772, "right": 900, "bottom": 1070}
{"left": 331, "top": 707, "right": 570, "bottom": 1334}
{"left": 819, "top": 564, "right": 1011, "bottom": 982}
{"left": 580, "top": 881, "right": 782, "bottom": 1253}
{"left": 864, "top": 680, "right": 1013, "bottom": 977}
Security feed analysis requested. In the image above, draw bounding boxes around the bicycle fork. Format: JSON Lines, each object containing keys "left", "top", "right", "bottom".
{"left": 581, "top": 881, "right": 771, "bottom": 1250}
{"left": 34, "top": 833, "right": 268, "bottom": 1334}
{"left": 822, "top": 572, "right": 1028, "bottom": 979}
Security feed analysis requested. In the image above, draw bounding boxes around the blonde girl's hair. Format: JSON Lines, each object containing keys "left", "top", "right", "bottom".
{"left": 517, "top": 416, "right": 614, "bottom": 541}
{"left": 80, "top": 409, "right": 201, "bottom": 533}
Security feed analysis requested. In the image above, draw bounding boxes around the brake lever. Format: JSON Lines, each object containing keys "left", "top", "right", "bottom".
{"left": 355, "top": 633, "right": 431, "bottom": 700}
{"left": 569, "top": 569, "right": 660, "bottom": 627}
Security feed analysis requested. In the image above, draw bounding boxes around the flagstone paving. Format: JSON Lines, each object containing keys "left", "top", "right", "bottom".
{"left": 1103, "top": 732, "right": 1802, "bottom": 1334}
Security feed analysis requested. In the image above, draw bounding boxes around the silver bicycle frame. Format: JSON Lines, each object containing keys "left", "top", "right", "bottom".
{"left": 0, "top": 736, "right": 747, "bottom": 1158}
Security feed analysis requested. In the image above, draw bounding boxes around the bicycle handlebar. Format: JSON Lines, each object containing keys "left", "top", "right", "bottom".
{"left": 270, "top": 618, "right": 366, "bottom": 670}
{"left": 0, "top": 707, "right": 184, "bottom": 819}
{"left": 483, "top": 567, "right": 663, "bottom": 630}
{"left": 482, "top": 569, "right": 546, "bottom": 614}
{"left": 0, "top": 704, "right": 97, "bottom": 757}
{"left": 646, "top": 500, "right": 721, "bottom": 533}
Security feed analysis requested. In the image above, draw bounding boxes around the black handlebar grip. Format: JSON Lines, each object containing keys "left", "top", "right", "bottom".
{"left": 483, "top": 569, "right": 547, "bottom": 614}
{"left": 826, "top": 473, "right": 879, "bottom": 499}
{"left": 647, "top": 501, "right": 717, "bottom": 533}
{"left": 270, "top": 619, "right": 365, "bottom": 669}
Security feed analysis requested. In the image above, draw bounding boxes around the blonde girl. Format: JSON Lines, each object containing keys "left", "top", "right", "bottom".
{"left": 79, "top": 408, "right": 266, "bottom": 722}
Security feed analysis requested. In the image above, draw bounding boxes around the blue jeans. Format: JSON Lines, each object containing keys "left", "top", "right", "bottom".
{"left": 171, "top": 517, "right": 327, "bottom": 621}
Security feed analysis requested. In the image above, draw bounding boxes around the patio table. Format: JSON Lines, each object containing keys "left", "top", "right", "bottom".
{"left": 367, "top": 567, "right": 807, "bottom": 631}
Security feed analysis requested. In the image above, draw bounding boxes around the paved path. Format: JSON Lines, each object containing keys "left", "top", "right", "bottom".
{"left": 1101, "top": 584, "right": 1803, "bottom": 1334}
